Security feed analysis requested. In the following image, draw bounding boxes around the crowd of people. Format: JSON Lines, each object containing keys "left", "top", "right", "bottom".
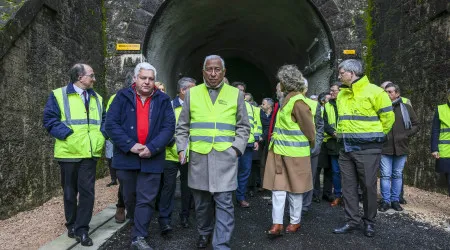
{"left": 42, "top": 57, "right": 450, "bottom": 250}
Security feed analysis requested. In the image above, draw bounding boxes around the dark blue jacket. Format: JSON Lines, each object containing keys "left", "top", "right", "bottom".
{"left": 105, "top": 86, "right": 175, "bottom": 173}
{"left": 43, "top": 83, "right": 106, "bottom": 140}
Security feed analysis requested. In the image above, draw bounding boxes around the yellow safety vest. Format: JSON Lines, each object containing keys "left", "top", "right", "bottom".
{"left": 324, "top": 102, "right": 337, "bottom": 142}
{"left": 271, "top": 94, "right": 310, "bottom": 157}
{"left": 253, "top": 106, "right": 262, "bottom": 140}
{"left": 303, "top": 97, "right": 318, "bottom": 124}
{"left": 245, "top": 102, "right": 256, "bottom": 143}
{"left": 336, "top": 76, "right": 393, "bottom": 144}
{"left": 53, "top": 86, "right": 105, "bottom": 158}
{"left": 437, "top": 104, "right": 450, "bottom": 158}
{"left": 189, "top": 83, "right": 239, "bottom": 154}
{"left": 166, "top": 104, "right": 183, "bottom": 161}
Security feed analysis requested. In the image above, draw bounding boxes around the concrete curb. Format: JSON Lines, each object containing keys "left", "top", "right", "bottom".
{"left": 39, "top": 205, "right": 128, "bottom": 250}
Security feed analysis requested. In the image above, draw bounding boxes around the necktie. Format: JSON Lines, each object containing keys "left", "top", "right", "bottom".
{"left": 82, "top": 91, "right": 89, "bottom": 113}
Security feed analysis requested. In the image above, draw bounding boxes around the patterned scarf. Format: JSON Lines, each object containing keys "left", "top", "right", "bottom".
{"left": 392, "top": 97, "right": 412, "bottom": 129}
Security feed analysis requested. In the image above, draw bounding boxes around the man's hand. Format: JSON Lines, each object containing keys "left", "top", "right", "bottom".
{"left": 178, "top": 151, "right": 187, "bottom": 164}
{"left": 431, "top": 151, "right": 440, "bottom": 159}
{"left": 130, "top": 143, "right": 145, "bottom": 154}
{"left": 139, "top": 146, "right": 152, "bottom": 158}
{"left": 253, "top": 142, "right": 259, "bottom": 151}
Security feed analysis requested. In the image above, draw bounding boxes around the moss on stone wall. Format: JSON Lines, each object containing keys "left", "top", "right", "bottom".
{"left": 362, "top": 0, "right": 375, "bottom": 79}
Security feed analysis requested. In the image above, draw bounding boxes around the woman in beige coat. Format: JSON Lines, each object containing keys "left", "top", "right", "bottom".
{"left": 263, "top": 65, "right": 315, "bottom": 235}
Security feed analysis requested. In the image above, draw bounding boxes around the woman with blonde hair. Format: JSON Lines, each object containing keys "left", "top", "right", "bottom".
{"left": 155, "top": 82, "right": 166, "bottom": 93}
{"left": 264, "top": 65, "right": 315, "bottom": 236}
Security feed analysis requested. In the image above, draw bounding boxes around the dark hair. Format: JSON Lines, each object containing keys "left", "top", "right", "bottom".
{"left": 68, "top": 63, "right": 86, "bottom": 83}
{"left": 318, "top": 91, "right": 330, "bottom": 104}
{"left": 330, "top": 81, "right": 342, "bottom": 88}
{"left": 231, "top": 81, "right": 246, "bottom": 90}
{"left": 385, "top": 82, "right": 400, "bottom": 94}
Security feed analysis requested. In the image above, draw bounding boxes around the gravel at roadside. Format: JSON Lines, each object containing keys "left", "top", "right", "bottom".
{"left": 0, "top": 177, "right": 118, "bottom": 250}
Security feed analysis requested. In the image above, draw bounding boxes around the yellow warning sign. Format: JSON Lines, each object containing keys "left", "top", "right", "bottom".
{"left": 343, "top": 50, "right": 356, "bottom": 55}
{"left": 116, "top": 44, "right": 141, "bottom": 51}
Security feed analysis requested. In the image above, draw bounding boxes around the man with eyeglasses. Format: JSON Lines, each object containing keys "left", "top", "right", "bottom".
{"left": 43, "top": 63, "right": 106, "bottom": 246}
{"left": 332, "top": 59, "right": 394, "bottom": 238}
{"left": 175, "top": 55, "right": 250, "bottom": 249}
{"left": 321, "top": 82, "right": 342, "bottom": 206}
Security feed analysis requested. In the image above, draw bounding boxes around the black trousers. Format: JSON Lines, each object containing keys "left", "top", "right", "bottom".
{"left": 108, "top": 158, "right": 125, "bottom": 208}
{"left": 107, "top": 158, "right": 117, "bottom": 182}
{"left": 158, "top": 160, "right": 192, "bottom": 226}
{"left": 315, "top": 144, "right": 333, "bottom": 198}
{"left": 339, "top": 149, "right": 381, "bottom": 227}
{"left": 59, "top": 159, "right": 96, "bottom": 235}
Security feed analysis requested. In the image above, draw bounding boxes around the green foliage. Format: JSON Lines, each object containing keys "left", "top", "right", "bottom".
{"left": 1, "top": 12, "right": 11, "bottom": 21}
{"left": 362, "top": 0, "right": 375, "bottom": 79}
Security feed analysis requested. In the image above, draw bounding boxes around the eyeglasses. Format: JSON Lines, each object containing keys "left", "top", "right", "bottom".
{"left": 84, "top": 73, "right": 95, "bottom": 79}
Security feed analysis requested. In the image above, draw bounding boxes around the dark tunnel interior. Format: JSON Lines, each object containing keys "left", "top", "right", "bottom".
{"left": 144, "top": 0, "right": 335, "bottom": 103}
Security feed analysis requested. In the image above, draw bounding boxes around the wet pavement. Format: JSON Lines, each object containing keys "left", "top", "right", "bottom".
{"left": 100, "top": 191, "right": 450, "bottom": 250}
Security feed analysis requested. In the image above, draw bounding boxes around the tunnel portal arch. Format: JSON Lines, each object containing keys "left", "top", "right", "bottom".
{"left": 143, "top": 0, "right": 336, "bottom": 101}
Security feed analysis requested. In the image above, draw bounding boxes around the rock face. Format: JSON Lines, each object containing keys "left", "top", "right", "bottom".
{"left": 0, "top": 0, "right": 105, "bottom": 219}
{"left": 0, "top": 0, "right": 448, "bottom": 219}
{"left": 371, "top": 0, "right": 450, "bottom": 192}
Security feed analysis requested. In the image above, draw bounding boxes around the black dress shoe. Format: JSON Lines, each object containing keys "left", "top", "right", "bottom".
{"left": 160, "top": 224, "right": 173, "bottom": 235}
{"left": 67, "top": 228, "right": 75, "bottom": 238}
{"left": 364, "top": 224, "right": 375, "bottom": 237}
{"left": 378, "top": 201, "right": 390, "bottom": 212}
{"left": 333, "top": 224, "right": 358, "bottom": 234}
{"left": 76, "top": 233, "right": 93, "bottom": 246}
{"left": 322, "top": 195, "right": 335, "bottom": 202}
{"left": 196, "top": 235, "right": 210, "bottom": 248}
{"left": 391, "top": 201, "right": 404, "bottom": 211}
{"left": 399, "top": 197, "right": 407, "bottom": 205}
{"left": 179, "top": 217, "right": 190, "bottom": 228}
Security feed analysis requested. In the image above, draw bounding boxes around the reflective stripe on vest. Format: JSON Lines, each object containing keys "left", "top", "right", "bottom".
{"left": 189, "top": 84, "right": 239, "bottom": 154}
{"left": 324, "top": 102, "right": 337, "bottom": 142}
{"left": 271, "top": 94, "right": 310, "bottom": 157}
{"left": 437, "top": 104, "right": 450, "bottom": 158}
{"left": 336, "top": 78, "right": 390, "bottom": 143}
{"left": 253, "top": 106, "right": 262, "bottom": 139}
{"left": 245, "top": 102, "right": 255, "bottom": 143}
{"left": 53, "top": 86, "right": 105, "bottom": 158}
{"left": 166, "top": 105, "right": 183, "bottom": 161}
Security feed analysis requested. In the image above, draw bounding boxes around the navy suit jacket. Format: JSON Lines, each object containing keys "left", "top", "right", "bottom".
{"left": 105, "top": 86, "right": 175, "bottom": 173}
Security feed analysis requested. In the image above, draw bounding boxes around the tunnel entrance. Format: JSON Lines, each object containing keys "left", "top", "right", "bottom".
{"left": 144, "top": 0, "right": 335, "bottom": 101}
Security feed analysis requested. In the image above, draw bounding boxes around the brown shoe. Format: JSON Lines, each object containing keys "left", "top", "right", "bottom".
{"left": 115, "top": 207, "right": 125, "bottom": 223}
{"left": 285, "top": 223, "right": 301, "bottom": 233}
{"left": 330, "top": 197, "right": 342, "bottom": 207}
{"left": 265, "top": 224, "right": 283, "bottom": 236}
{"left": 238, "top": 200, "right": 250, "bottom": 208}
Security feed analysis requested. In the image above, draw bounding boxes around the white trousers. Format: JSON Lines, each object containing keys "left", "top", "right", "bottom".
{"left": 272, "top": 190, "right": 303, "bottom": 224}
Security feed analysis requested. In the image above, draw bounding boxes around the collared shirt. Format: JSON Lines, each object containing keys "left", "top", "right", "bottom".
{"left": 73, "top": 84, "right": 88, "bottom": 103}
{"left": 178, "top": 97, "right": 184, "bottom": 106}
{"left": 133, "top": 84, "right": 156, "bottom": 145}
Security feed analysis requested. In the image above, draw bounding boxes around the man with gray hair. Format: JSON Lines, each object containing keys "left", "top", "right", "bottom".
{"left": 106, "top": 62, "right": 175, "bottom": 250}
{"left": 333, "top": 59, "right": 394, "bottom": 238}
{"left": 158, "top": 77, "right": 196, "bottom": 232}
{"left": 176, "top": 55, "right": 250, "bottom": 249}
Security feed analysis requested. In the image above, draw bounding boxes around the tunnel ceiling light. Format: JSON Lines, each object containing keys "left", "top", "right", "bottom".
{"left": 306, "top": 38, "right": 319, "bottom": 53}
